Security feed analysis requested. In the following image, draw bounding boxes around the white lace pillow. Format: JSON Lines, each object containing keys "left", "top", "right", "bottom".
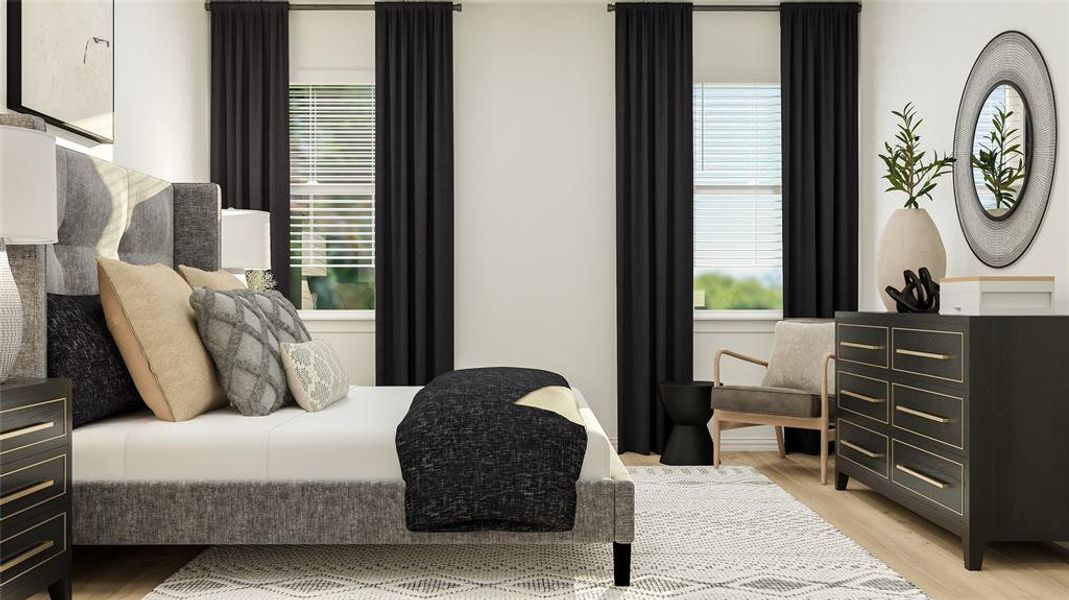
{"left": 279, "top": 339, "right": 349, "bottom": 411}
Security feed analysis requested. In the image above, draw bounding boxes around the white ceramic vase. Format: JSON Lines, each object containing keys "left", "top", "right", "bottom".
{"left": 875, "top": 208, "right": 947, "bottom": 311}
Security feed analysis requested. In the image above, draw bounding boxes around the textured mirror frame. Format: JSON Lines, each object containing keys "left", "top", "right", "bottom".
{"left": 953, "top": 31, "right": 1057, "bottom": 268}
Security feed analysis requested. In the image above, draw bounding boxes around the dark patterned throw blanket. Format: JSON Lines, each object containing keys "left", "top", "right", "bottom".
{"left": 396, "top": 367, "right": 588, "bottom": 532}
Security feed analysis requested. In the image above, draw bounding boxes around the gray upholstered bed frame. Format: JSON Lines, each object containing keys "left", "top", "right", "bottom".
{"left": 2, "top": 115, "right": 636, "bottom": 585}
{"left": 3, "top": 114, "right": 221, "bottom": 380}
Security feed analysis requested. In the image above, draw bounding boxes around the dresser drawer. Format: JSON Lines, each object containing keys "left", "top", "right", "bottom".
{"left": 892, "top": 384, "right": 964, "bottom": 449}
{"left": 837, "top": 418, "right": 888, "bottom": 478}
{"left": 837, "top": 370, "right": 889, "bottom": 423}
{"left": 837, "top": 324, "right": 889, "bottom": 368}
{"left": 0, "top": 452, "right": 67, "bottom": 522}
{"left": 892, "top": 327, "right": 964, "bottom": 383}
{"left": 892, "top": 440, "right": 964, "bottom": 515}
{"left": 0, "top": 512, "right": 66, "bottom": 589}
{"left": 0, "top": 397, "right": 68, "bottom": 460}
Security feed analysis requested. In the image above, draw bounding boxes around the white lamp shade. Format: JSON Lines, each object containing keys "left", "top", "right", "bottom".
{"left": 221, "top": 208, "right": 271, "bottom": 271}
{"left": 0, "top": 126, "right": 58, "bottom": 244}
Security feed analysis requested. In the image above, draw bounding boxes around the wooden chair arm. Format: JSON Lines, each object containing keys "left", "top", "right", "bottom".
{"left": 820, "top": 352, "right": 837, "bottom": 421}
{"left": 713, "top": 349, "right": 769, "bottom": 386}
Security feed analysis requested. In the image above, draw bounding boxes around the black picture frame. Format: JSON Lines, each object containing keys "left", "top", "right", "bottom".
{"left": 6, "top": 0, "right": 115, "bottom": 144}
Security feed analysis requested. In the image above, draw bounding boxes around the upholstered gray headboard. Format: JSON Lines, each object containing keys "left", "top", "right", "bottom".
{"left": 1, "top": 114, "right": 222, "bottom": 378}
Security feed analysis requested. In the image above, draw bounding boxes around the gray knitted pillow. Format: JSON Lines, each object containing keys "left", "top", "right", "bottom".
{"left": 189, "top": 289, "right": 311, "bottom": 416}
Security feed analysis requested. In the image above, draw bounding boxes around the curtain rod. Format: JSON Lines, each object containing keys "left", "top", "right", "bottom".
{"left": 606, "top": 3, "right": 861, "bottom": 13}
{"left": 204, "top": 3, "right": 462, "bottom": 12}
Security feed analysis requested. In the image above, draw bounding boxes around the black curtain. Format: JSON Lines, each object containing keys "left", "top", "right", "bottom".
{"left": 615, "top": 3, "right": 694, "bottom": 455}
{"left": 210, "top": 1, "right": 291, "bottom": 297}
{"left": 781, "top": 2, "right": 860, "bottom": 453}
{"left": 375, "top": 2, "right": 455, "bottom": 386}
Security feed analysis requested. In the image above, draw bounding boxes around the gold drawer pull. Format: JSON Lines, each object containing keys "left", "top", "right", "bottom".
{"left": 896, "top": 405, "right": 951, "bottom": 423}
{"left": 0, "top": 480, "right": 56, "bottom": 507}
{"left": 842, "top": 389, "right": 883, "bottom": 404}
{"left": 895, "top": 348, "right": 951, "bottom": 361}
{"left": 840, "top": 440, "right": 884, "bottom": 459}
{"left": 895, "top": 464, "right": 949, "bottom": 489}
{"left": 0, "top": 422, "right": 54, "bottom": 442}
{"left": 841, "top": 341, "right": 884, "bottom": 351}
{"left": 0, "top": 540, "right": 55, "bottom": 574}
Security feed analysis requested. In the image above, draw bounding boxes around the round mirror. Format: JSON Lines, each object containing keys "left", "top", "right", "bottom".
{"left": 954, "top": 31, "right": 1056, "bottom": 268}
{"left": 971, "top": 83, "right": 1030, "bottom": 219}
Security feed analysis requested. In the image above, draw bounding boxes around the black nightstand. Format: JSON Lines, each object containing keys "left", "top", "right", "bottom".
{"left": 658, "top": 381, "right": 715, "bottom": 465}
{"left": 0, "top": 378, "right": 72, "bottom": 600}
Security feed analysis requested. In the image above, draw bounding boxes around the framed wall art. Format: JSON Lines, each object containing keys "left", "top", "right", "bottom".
{"left": 6, "top": 0, "right": 114, "bottom": 143}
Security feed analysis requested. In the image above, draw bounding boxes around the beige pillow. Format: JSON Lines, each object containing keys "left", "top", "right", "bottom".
{"left": 98, "top": 257, "right": 227, "bottom": 421}
{"left": 761, "top": 320, "right": 836, "bottom": 395}
{"left": 514, "top": 386, "right": 584, "bottom": 426}
{"left": 178, "top": 265, "right": 246, "bottom": 291}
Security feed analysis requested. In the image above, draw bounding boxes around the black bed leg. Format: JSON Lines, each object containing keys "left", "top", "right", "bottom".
{"left": 613, "top": 542, "right": 631, "bottom": 587}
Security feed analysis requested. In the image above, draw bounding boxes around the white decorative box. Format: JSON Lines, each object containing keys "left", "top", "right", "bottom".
{"left": 940, "top": 276, "right": 1055, "bottom": 316}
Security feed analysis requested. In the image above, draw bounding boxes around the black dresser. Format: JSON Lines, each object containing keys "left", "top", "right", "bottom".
{"left": 0, "top": 378, "right": 72, "bottom": 600}
{"left": 834, "top": 312, "right": 1069, "bottom": 570}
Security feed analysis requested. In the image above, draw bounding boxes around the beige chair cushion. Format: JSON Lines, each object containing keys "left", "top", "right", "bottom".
{"left": 712, "top": 385, "right": 835, "bottom": 419}
{"left": 98, "top": 257, "right": 227, "bottom": 421}
{"left": 178, "top": 265, "right": 246, "bottom": 291}
{"left": 762, "top": 320, "right": 835, "bottom": 395}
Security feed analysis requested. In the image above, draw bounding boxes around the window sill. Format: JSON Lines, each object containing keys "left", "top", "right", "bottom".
{"left": 297, "top": 310, "right": 779, "bottom": 323}
{"left": 694, "top": 309, "right": 782, "bottom": 321}
{"left": 298, "top": 309, "right": 375, "bottom": 321}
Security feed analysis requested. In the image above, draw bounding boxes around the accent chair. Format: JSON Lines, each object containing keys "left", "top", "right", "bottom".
{"left": 710, "top": 319, "right": 837, "bottom": 484}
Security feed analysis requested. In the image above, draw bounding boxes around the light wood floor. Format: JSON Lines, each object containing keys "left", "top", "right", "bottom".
{"left": 33, "top": 452, "right": 1069, "bottom": 600}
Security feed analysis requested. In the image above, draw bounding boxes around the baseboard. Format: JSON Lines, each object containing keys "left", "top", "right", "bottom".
{"left": 718, "top": 436, "right": 779, "bottom": 452}
{"left": 609, "top": 428, "right": 779, "bottom": 453}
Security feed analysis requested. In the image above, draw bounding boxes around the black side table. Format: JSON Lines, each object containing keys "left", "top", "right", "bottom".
{"left": 658, "top": 381, "right": 714, "bottom": 465}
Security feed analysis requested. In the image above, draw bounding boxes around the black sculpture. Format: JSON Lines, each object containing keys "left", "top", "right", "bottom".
{"left": 885, "top": 267, "right": 940, "bottom": 313}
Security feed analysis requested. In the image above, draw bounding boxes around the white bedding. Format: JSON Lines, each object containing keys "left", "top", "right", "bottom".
{"left": 73, "top": 386, "right": 612, "bottom": 483}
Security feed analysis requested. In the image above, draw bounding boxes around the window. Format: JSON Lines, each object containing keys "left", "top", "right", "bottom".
{"left": 692, "top": 83, "right": 783, "bottom": 311}
{"left": 289, "top": 83, "right": 375, "bottom": 310}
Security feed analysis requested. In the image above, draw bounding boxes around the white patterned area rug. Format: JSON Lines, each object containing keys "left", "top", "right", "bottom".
{"left": 147, "top": 466, "right": 927, "bottom": 599}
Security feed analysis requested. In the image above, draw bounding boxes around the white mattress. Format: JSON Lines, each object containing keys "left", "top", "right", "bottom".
{"left": 73, "top": 386, "right": 612, "bottom": 483}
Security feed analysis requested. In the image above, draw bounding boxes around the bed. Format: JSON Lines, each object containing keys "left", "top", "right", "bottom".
{"left": 3, "top": 114, "right": 635, "bottom": 585}
{"left": 73, "top": 386, "right": 613, "bottom": 484}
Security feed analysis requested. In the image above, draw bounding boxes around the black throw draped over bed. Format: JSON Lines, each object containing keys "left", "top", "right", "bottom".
{"left": 397, "top": 368, "right": 588, "bottom": 532}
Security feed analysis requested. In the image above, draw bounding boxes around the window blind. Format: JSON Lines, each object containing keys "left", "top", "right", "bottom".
{"left": 289, "top": 84, "right": 375, "bottom": 271}
{"left": 693, "top": 84, "right": 782, "bottom": 269}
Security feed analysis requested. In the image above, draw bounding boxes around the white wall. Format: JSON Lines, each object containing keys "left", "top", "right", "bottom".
{"left": 453, "top": 3, "right": 619, "bottom": 436}
{"left": 860, "top": 0, "right": 1069, "bottom": 311}
{"left": 295, "top": 2, "right": 785, "bottom": 448}
{"left": 113, "top": 0, "right": 210, "bottom": 181}
{"left": 1, "top": 0, "right": 209, "bottom": 180}
{"left": 695, "top": 10, "right": 779, "bottom": 85}
{"left": 304, "top": 315, "right": 377, "bottom": 385}
{"left": 290, "top": 9, "right": 374, "bottom": 83}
